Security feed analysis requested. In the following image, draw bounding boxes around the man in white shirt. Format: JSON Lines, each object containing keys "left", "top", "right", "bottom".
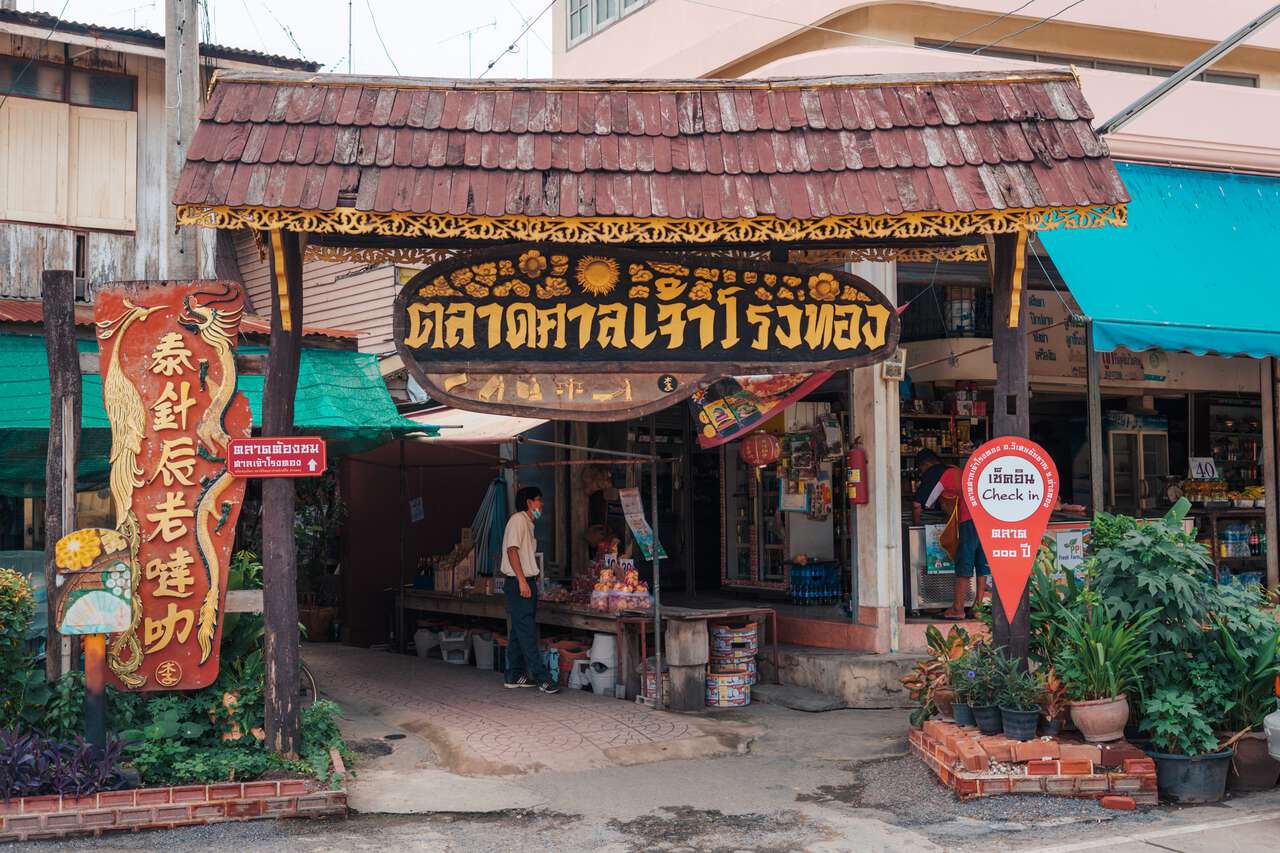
{"left": 500, "top": 486, "right": 558, "bottom": 693}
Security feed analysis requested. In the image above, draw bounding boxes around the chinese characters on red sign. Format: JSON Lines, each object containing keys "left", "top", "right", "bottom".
{"left": 962, "top": 438, "right": 1059, "bottom": 626}
{"left": 227, "top": 437, "right": 327, "bottom": 478}
{"left": 94, "top": 282, "right": 251, "bottom": 690}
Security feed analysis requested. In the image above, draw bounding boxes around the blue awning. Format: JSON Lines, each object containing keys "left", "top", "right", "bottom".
{"left": 1039, "top": 162, "right": 1280, "bottom": 358}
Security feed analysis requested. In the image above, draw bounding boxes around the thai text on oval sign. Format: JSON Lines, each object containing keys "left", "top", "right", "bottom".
{"left": 962, "top": 437, "right": 1059, "bottom": 626}
{"left": 94, "top": 281, "right": 251, "bottom": 691}
{"left": 395, "top": 244, "right": 900, "bottom": 374}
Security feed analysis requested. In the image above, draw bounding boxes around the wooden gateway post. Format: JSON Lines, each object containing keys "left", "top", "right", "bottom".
{"left": 262, "top": 230, "right": 306, "bottom": 756}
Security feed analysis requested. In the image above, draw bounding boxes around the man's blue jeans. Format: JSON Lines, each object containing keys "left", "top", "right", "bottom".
{"left": 504, "top": 578, "right": 551, "bottom": 684}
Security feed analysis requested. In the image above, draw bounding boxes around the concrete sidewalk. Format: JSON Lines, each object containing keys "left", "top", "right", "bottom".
{"left": 304, "top": 644, "right": 758, "bottom": 777}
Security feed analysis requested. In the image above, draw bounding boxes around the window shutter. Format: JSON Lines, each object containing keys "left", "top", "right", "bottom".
{"left": 68, "top": 106, "right": 137, "bottom": 231}
{"left": 0, "top": 98, "right": 69, "bottom": 225}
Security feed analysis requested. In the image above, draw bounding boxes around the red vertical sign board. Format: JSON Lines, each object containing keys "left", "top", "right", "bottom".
{"left": 962, "top": 437, "right": 1059, "bottom": 625}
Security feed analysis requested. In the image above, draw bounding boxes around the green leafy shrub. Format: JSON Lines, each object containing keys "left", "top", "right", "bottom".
{"left": 0, "top": 569, "right": 36, "bottom": 728}
{"left": 1052, "top": 607, "right": 1156, "bottom": 701}
{"left": 996, "top": 656, "right": 1042, "bottom": 712}
{"left": 1143, "top": 687, "right": 1220, "bottom": 756}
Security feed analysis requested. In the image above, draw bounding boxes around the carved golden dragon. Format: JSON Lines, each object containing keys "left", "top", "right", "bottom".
{"left": 178, "top": 284, "right": 244, "bottom": 664}
{"left": 97, "top": 299, "right": 161, "bottom": 688}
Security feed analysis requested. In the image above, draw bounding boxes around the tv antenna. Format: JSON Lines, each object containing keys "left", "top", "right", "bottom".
{"left": 438, "top": 19, "right": 497, "bottom": 78}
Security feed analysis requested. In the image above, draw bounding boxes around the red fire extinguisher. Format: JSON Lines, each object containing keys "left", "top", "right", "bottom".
{"left": 846, "top": 437, "right": 869, "bottom": 505}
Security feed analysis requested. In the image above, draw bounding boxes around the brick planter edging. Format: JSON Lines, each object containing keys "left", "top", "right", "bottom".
{"left": 0, "top": 779, "right": 347, "bottom": 843}
{"left": 910, "top": 723, "right": 1157, "bottom": 805}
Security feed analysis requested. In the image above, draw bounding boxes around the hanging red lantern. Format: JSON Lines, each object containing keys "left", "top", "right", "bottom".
{"left": 740, "top": 432, "right": 781, "bottom": 468}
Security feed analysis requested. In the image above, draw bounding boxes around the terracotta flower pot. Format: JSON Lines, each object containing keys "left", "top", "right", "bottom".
{"left": 932, "top": 686, "right": 956, "bottom": 721}
{"left": 1069, "top": 695, "right": 1129, "bottom": 743}
{"left": 1229, "top": 731, "right": 1280, "bottom": 792}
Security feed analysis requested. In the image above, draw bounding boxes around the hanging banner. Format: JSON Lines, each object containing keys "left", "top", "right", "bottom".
{"left": 961, "top": 437, "right": 1059, "bottom": 626}
{"left": 618, "top": 487, "right": 667, "bottom": 560}
{"left": 690, "top": 372, "right": 832, "bottom": 449}
{"left": 95, "top": 281, "right": 251, "bottom": 690}
{"left": 396, "top": 244, "right": 898, "bottom": 420}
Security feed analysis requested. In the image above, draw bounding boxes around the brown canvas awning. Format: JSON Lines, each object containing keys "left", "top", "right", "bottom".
{"left": 174, "top": 69, "right": 1127, "bottom": 249}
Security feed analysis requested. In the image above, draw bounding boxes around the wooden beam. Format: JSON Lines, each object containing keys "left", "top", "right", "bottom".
{"left": 79, "top": 352, "right": 268, "bottom": 376}
{"left": 989, "top": 233, "right": 1031, "bottom": 666}
{"left": 1264, "top": 357, "right": 1279, "bottom": 590}
{"left": 165, "top": 0, "right": 201, "bottom": 279}
{"left": 42, "top": 270, "right": 78, "bottom": 682}
{"left": 1086, "top": 319, "right": 1105, "bottom": 514}
{"left": 262, "top": 229, "right": 305, "bottom": 758}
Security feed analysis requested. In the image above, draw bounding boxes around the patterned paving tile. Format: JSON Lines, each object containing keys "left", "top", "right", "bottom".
{"left": 304, "top": 644, "right": 706, "bottom": 774}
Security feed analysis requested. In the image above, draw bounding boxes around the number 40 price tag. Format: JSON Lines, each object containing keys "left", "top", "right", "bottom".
{"left": 1188, "top": 457, "right": 1220, "bottom": 480}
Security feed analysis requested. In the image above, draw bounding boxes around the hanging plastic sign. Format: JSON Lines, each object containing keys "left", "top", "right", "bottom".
{"left": 962, "top": 437, "right": 1059, "bottom": 626}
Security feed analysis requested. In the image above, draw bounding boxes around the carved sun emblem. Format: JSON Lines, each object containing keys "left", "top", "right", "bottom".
{"left": 575, "top": 256, "right": 620, "bottom": 297}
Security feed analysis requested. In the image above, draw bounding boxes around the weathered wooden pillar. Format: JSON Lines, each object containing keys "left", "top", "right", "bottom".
{"left": 990, "top": 232, "right": 1031, "bottom": 664}
{"left": 263, "top": 230, "right": 304, "bottom": 757}
{"left": 1086, "top": 319, "right": 1105, "bottom": 514}
{"left": 42, "top": 270, "right": 78, "bottom": 681}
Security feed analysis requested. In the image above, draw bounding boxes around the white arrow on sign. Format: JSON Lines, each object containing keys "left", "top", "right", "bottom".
{"left": 307, "top": 459, "right": 317, "bottom": 472}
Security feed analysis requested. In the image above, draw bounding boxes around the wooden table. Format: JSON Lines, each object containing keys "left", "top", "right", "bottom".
{"left": 398, "top": 589, "right": 777, "bottom": 705}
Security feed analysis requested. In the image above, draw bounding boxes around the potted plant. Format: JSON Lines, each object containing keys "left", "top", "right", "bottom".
{"left": 1055, "top": 608, "right": 1156, "bottom": 742}
{"left": 900, "top": 625, "right": 971, "bottom": 727}
{"left": 997, "top": 657, "right": 1042, "bottom": 741}
{"left": 967, "top": 645, "right": 1003, "bottom": 736}
{"left": 1143, "top": 687, "right": 1236, "bottom": 804}
{"left": 1039, "top": 667, "right": 1068, "bottom": 737}
{"left": 947, "top": 652, "right": 977, "bottom": 727}
{"left": 1214, "top": 618, "right": 1280, "bottom": 791}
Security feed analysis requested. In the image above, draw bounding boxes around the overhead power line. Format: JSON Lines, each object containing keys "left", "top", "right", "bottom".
{"left": 478, "top": 0, "right": 554, "bottom": 79}
{"left": 936, "top": 1, "right": 1038, "bottom": 51}
{"left": 971, "top": 0, "right": 1089, "bottom": 55}
{"left": 365, "top": 0, "right": 401, "bottom": 75}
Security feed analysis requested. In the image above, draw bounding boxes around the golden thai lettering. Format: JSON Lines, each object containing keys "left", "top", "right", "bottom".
{"left": 717, "top": 287, "right": 743, "bottom": 348}
{"left": 804, "top": 303, "right": 835, "bottom": 350}
{"left": 597, "top": 304, "right": 627, "bottom": 349}
{"left": 144, "top": 602, "right": 195, "bottom": 653}
{"left": 476, "top": 304, "right": 503, "bottom": 348}
{"left": 862, "top": 304, "right": 891, "bottom": 349}
{"left": 145, "top": 547, "right": 196, "bottom": 598}
{"left": 632, "top": 305, "right": 656, "bottom": 349}
{"left": 775, "top": 304, "right": 804, "bottom": 349}
{"left": 687, "top": 304, "right": 716, "bottom": 348}
{"left": 149, "top": 437, "right": 196, "bottom": 487}
{"left": 146, "top": 490, "right": 193, "bottom": 543}
{"left": 567, "top": 304, "right": 596, "bottom": 349}
{"left": 833, "top": 305, "right": 864, "bottom": 351}
{"left": 443, "top": 304, "right": 475, "bottom": 349}
{"left": 657, "top": 303, "right": 687, "bottom": 349}
{"left": 405, "top": 303, "right": 443, "bottom": 348}
{"left": 746, "top": 305, "right": 773, "bottom": 351}
{"left": 535, "top": 304, "right": 568, "bottom": 349}
{"left": 506, "top": 303, "right": 537, "bottom": 349}
{"left": 149, "top": 332, "right": 194, "bottom": 376}
{"left": 151, "top": 381, "right": 196, "bottom": 432}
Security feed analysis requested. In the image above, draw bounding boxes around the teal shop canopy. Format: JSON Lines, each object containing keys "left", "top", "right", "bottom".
{"left": 0, "top": 335, "right": 431, "bottom": 496}
{"left": 1040, "top": 162, "right": 1280, "bottom": 358}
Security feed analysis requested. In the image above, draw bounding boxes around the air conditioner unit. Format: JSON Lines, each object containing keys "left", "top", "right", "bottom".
{"left": 905, "top": 526, "right": 974, "bottom": 613}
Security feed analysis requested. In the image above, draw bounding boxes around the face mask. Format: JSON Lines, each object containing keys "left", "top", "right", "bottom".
{"left": 531, "top": 508, "right": 542, "bottom": 520}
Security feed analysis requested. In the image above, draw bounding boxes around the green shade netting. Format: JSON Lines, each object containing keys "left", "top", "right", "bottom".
{"left": 0, "top": 335, "right": 429, "bottom": 497}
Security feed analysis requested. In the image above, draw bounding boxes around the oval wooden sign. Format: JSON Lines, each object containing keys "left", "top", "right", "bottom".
{"left": 394, "top": 244, "right": 900, "bottom": 377}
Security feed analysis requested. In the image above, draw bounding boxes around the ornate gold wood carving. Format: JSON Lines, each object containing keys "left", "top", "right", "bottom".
{"left": 177, "top": 203, "right": 1125, "bottom": 244}
{"left": 311, "top": 243, "right": 989, "bottom": 265}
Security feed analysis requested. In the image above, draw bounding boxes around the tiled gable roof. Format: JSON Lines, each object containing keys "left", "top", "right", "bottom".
{"left": 175, "top": 69, "right": 1127, "bottom": 221}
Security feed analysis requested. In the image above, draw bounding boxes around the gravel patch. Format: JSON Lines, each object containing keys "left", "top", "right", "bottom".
{"left": 798, "top": 755, "right": 1162, "bottom": 835}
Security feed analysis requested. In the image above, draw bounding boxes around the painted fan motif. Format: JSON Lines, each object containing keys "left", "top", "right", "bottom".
{"left": 54, "top": 529, "right": 133, "bottom": 636}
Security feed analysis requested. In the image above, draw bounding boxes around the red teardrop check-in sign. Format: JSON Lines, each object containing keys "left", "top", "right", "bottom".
{"left": 962, "top": 437, "right": 1059, "bottom": 625}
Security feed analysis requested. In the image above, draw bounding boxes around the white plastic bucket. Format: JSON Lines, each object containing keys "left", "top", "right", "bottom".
{"left": 587, "top": 660, "right": 616, "bottom": 697}
{"left": 413, "top": 629, "right": 439, "bottom": 659}
{"left": 588, "top": 633, "right": 618, "bottom": 667}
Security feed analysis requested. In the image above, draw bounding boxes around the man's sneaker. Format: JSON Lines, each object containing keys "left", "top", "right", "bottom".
{"left": 504, "top": 674, "right": 534, "bottom": 689}
{"left": 539, "top": 680, "right": 560, "bottom": 694}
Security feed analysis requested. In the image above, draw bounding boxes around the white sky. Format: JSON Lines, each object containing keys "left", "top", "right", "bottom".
{"left": 23, "top": 0, "right": 554, "bottom": 79}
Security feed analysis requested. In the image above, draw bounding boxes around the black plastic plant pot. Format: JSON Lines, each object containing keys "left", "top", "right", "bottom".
{"left": 1001, "top": 707, "right": 1040, "bottom": 741}
{"left": 952, "top": 702, "right": 975, "bottom": 727}
{"left": 1147, "top": 749, "right": 1234, "bottom": 804}
{"left": 1040, "top": 716, "right": 1062, "bottom": 737}
{"left": 971, "top": 704, "right": 1002, "bottom": 735}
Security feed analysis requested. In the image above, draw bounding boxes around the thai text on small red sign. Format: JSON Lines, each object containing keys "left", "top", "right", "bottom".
{"left": 227, "top": 437, "right": 327, "bottom": 478}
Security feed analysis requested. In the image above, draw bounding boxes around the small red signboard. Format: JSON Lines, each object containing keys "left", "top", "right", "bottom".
{"left": 227, "top": 437, "right": 327, "bottom": 478}
{"left": 962, "top": 437, "right": 1059, "bottom": 625}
